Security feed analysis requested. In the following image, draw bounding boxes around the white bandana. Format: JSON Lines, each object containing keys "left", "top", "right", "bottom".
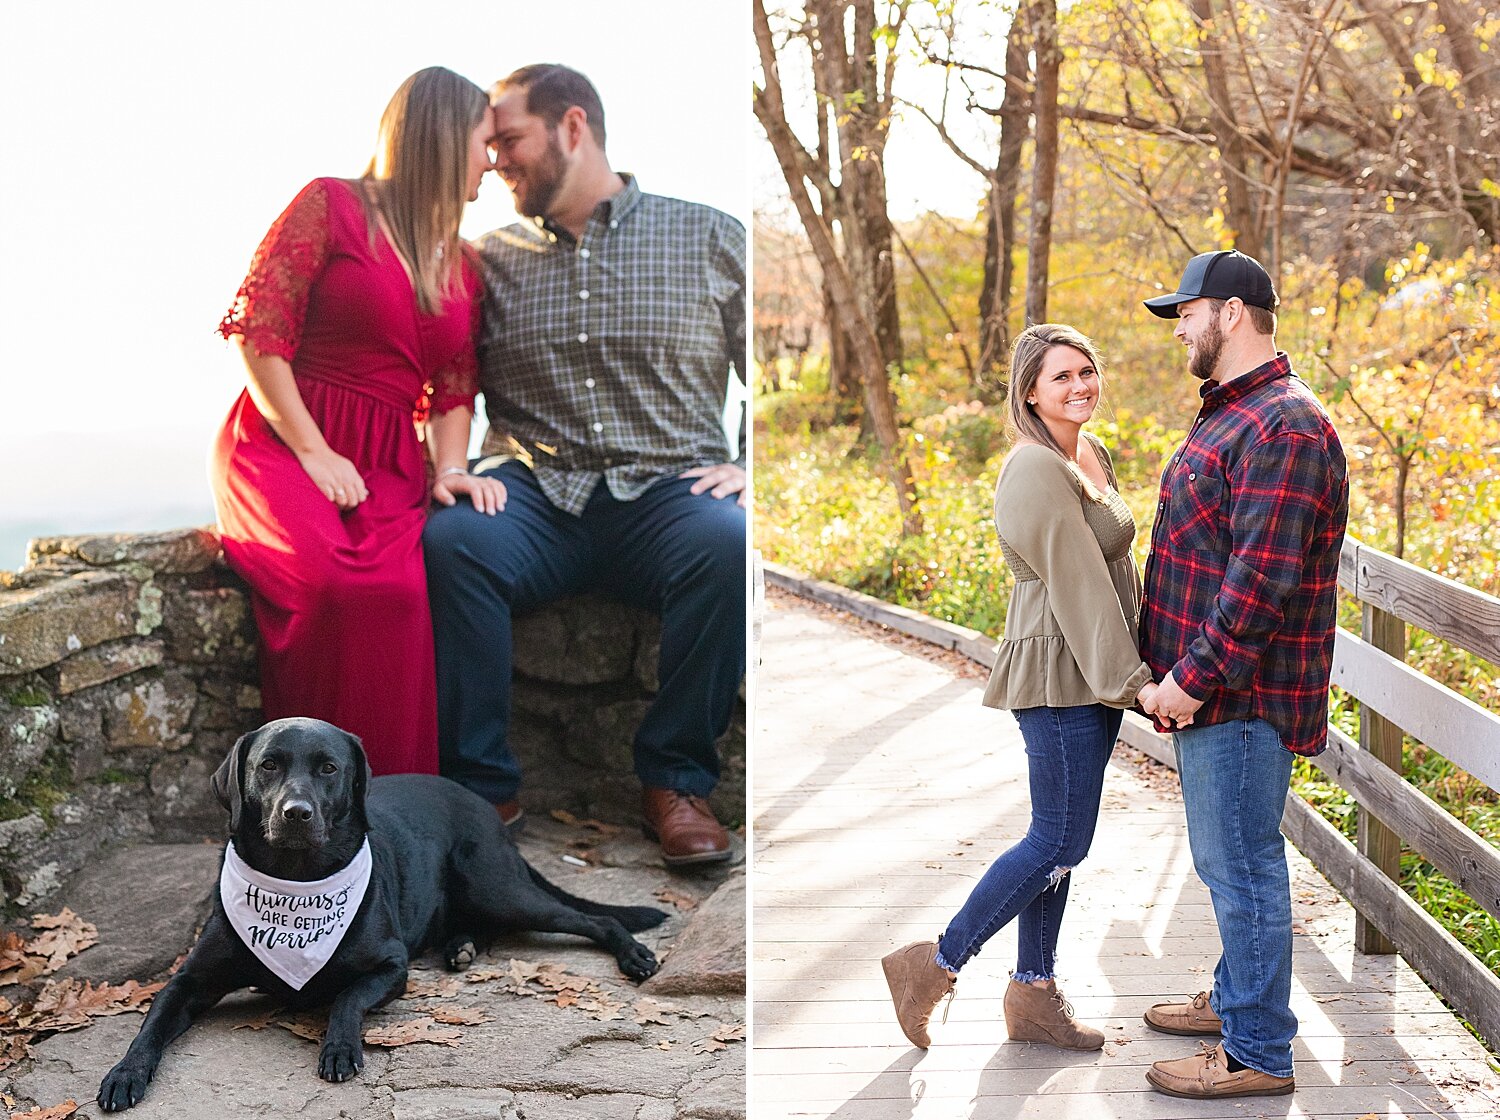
{"left": 219, "top": 839, "right": 373, "bottom": 990}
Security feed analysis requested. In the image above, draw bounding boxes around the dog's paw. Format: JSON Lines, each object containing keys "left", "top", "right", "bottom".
{"left": 444, "top": 937, "right": 477, "bottom": 972}
{"left": 318, "top": 1038, "right": 365, "bottom": 1083}
{"left": 98, "top": 1062, "right": 153, "bottom": 1112}
{"left": 618, "top": 941, "right": 659, "bottom": 982}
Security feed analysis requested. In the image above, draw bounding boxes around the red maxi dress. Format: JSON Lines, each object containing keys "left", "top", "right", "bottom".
{"left": 210, "top": 178, "right": 479, "bottom": 776}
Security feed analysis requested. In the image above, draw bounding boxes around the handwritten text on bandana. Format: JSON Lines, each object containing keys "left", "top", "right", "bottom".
{"left": 219, "top": 839, "right": 372, "bottom": 990}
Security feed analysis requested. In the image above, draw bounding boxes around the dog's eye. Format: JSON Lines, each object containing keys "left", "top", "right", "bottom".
{"left": 259, "top": 758, "right": 278, "bottom": 771}
{"left": 319, "top": 762, "right": 338, "bottom": 775}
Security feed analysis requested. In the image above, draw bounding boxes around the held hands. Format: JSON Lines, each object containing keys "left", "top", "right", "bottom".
{"left": 1139, "top": 671, "right": 1204, "bottom": 730}
{"left": 432, "top": 471, "right": 508, "bottom": 515}
{"left": 680, "top": 463, "right": 748, "bottom": 508}
{"left": 297, "top": 446, "right": 369, "bottom": 511}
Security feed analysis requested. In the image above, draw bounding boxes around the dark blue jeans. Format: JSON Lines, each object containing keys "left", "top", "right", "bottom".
{"left": 936, "top": 704, "right": 1122, "bottom": 978}
{"left": 422, "top": 461, "right": 745, "bottom": 803}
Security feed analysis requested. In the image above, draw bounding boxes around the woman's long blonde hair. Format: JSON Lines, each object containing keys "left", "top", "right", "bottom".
{"left": 364, "top": 67, "right": 487, "bottom": 314}
{"left": 1006, "top": 323, "right": 1109, "bottom": 502}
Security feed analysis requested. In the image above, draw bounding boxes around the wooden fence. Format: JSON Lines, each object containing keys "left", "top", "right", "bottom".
{"left": 1118, "top": 535, "right": 1500, "bottom": 1050}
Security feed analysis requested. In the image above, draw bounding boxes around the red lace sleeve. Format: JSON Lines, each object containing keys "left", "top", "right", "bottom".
{"left": 428, "top": 246, "right": 482, "bottom": 415}
{"left": 217, "top": 180, "right": 333, "bottom": 361}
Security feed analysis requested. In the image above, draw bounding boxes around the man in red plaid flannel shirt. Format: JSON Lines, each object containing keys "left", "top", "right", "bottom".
{"left": 1135, "top": 251, "right": 1348, "bottom": 1100}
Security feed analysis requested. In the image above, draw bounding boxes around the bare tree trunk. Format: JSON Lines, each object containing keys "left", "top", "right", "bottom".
{"left": 978, "top": 0, "right": 1031, "bottom": 390}
{"left": 756, "top": 0, "right": 923, "bottom": 536}
{"left": 1190, "top": 0, "right": 1265, "bottom": 259}
{"left": 1025, "top": 0, "right": 1059, "bottom": 325}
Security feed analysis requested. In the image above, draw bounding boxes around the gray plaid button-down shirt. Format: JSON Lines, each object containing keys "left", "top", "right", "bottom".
{"left": 473, "top": 175, "right": 746, "bottom": 516}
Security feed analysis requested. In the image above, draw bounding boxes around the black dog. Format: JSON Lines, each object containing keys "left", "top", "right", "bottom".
{"left": 97, "top": 717, "right": 666, "bottom": 1111}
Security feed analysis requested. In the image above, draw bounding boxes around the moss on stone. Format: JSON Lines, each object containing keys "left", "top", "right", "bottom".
{"left": 5, "top": 686, "right": 49, "bottom": 707}
{"left": 0, "top": 749, "right": 74, "bottom": 827}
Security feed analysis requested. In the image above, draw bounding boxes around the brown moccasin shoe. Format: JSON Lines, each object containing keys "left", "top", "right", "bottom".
{"left": 1147, "top": 1042, "right": 1294, "bottom": 1099}
{"left": 879, "top": 940, "right": 956, "bottom": 1049}
{"left": 641, "top": 788, "right": 731, "bottom": 867}
{"left": 1004, "top": 977, "right": 1105, "bottom": 1050}
{"left": 1143, "top": 990, "right": 1223, "bottom": 1036}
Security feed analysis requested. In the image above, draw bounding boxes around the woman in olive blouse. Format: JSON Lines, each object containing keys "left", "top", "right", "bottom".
{"left": 882, "top": 323, "right": 1161, "bottom": 1052}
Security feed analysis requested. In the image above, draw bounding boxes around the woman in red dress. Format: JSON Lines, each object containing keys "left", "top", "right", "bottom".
{"left": 210, "top": 67, "right": 507, "bottom": 776}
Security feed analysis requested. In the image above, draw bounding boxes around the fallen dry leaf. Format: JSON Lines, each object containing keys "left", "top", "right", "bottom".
{"left": 553, "top": 992, "right": 579, "bottom": 1009}
{"left": 0, "top": 1035, "right": 31, "bottom": 1075}
{"left": 428, "top": 1007, "right": 492, "bottom": 1027}
{"left": 272, "top": 1014, "right": 326, "bottom": 1044}
{"left": 17, "top": 980, "right": 161, "bottom": 1034}
{"left": 633, "top": 997, "right": 682, "bottom": 1025}
{"left": 548, "top": 809, "right": 620, "bottom": 834}
{"left": 364, "top": 1018, "right": 462, "bottom": 1048}
{"left": 689, "top": 1021, "right": 746, "bottom": 1054}
{"left": 461, "top": 968, "right": 507, "bottom": 983}
{"left": 402, "top": 975, "right": 462, "bottom": 1000}
{"left": 653, "top": 887, "right": 699, "bottom": 912}
{"left": 9, "top": 1101, "right": 77, "bottom": 1120}
{"left": 711, "top": 1023, "right": 745, "bottom": 1044}
{"left": 231, "top": 1008, "right": 282, "bottom": 1032}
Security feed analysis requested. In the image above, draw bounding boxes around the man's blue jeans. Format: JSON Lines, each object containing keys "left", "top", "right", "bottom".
{"left": 937, "top": 704, "right": 1122, "bottom": 979}
{"left": 422, "top": 461, "right": 745, "bottom": 803}
{"left": 1174, "top": 718, "right": 1297, "bottom": 1078}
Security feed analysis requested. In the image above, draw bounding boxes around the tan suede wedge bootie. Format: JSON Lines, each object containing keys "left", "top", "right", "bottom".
{"left": 880, "top": 940, "right": 956, "bottom": 1048}
{"left": 1003, "top": 977, "right": 1105, "bottom": 1050}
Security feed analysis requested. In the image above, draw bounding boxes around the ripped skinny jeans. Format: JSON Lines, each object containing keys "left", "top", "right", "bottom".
{"left": 936, "top": 704, "right": 1122, "bottom": 978}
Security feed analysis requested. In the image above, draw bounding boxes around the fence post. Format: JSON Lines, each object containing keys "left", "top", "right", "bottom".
{"left": 1356, "top": 602, "right": 1406, "bottom": 955}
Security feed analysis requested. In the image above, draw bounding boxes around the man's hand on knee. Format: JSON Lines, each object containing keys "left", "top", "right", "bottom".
{"left": 680, "top": 463, "right": 748, "bottom": 508}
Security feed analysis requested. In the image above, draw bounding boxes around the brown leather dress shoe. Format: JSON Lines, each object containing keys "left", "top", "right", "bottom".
{"left": 880, "top": 940, "right": 956, "bottom": 1048}
{"left": 494, "top": 800, "right": 525, "bottom": 831}
{"left": 1144, "top": 990, "right": 1223, "bottom": 1035}
{"left": 1147, "top": 1042, "right": 1294, "bottom": 1098}
{"left": 641, "top": 788, "right": 731, "bottom": 866}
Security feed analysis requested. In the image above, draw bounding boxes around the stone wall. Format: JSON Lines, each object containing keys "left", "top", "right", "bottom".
{"left": 0, "top": 529, "right": 744, "bottom": 915}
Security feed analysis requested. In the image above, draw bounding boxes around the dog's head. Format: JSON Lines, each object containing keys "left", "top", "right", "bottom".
{"left": 211, "top": 717, "right": 371, "bottom": 848}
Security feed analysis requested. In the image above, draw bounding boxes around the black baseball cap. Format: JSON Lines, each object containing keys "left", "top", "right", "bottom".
{"left": 1144, "top": 250, "right": 1278, "bottom": 318}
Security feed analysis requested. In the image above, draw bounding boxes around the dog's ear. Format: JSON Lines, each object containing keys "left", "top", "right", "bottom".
{"left": 342, "top": 728, "right": 372, "bottom": 833}
{"left": 211, "top": 727, "right": 258, "bottom": 834}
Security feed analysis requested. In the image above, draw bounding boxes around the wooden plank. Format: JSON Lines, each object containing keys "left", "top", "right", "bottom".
{"left": 1118, "top": 711, "right": 1174, "bottom": 769}
{"left": 1314, "top": 725, "right": 1500, "bottom": 921}
{"left": 1332, "top": 628, "right": 1500, "bottom": 788}
{"left": 1338, "top": 534, "right": 1361, "bottom": 597}
{"left": 1356, "top": 539, "right": 1500, "bottom": 665}
{"left": 1280, "top": 792, "right": 1500, "bottom": 1052}
{"left": 1356, "top": 602, "right": 1404, "bottom": 954}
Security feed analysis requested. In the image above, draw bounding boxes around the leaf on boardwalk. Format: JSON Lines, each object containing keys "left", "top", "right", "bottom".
{"left": 653, "top": 887, "right": 699, "bottom": 912}
{"left": 9, "top": 1100, "right": 77, "bottom": 1120}
{"left": 428, "top": 1006, "right": 492, "bottom": 1026}
{"left": 363, "top": 1017, "right": 462, "bottom": 1048}
{"left": 402, "top": 975, "right": 462, "bottom": 1000}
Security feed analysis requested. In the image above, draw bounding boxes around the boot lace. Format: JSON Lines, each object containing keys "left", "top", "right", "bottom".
{"left": 939, "top": 983, "right": 958, "bottom": 1024}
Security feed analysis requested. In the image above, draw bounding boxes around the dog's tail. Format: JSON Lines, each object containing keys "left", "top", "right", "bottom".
{"left": 525, "top": 865, "right": 668, "bottom": 931}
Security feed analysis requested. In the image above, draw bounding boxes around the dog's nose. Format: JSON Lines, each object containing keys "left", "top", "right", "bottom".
{"left": 281, "top": 800, "right": 314, "bottom": 823}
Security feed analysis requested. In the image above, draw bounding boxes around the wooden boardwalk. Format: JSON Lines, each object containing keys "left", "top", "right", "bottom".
{"left": 751, "top": 592, "right": 1500, "bottom": 1119}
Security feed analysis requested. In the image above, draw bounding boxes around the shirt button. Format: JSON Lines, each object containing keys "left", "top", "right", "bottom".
{"left": 577, "top": 332, "right": 589, "bottom": 343}
{"left": 609, "top": 220, "right": 618, "bottom": 229}
{"left": 579, "top": 248, "right": 591, "bottom": 259}
{"left": 578, "top": 289, "right": 590, "bottom": 300}
{"left": 1189, "top": 472, "right": 1197, "bottom": 480}
{"left": 584, "top": 378, "right": 596, "bottom": 388}
{"left": 592, "top": 422, "right": 604, "bottom": 433}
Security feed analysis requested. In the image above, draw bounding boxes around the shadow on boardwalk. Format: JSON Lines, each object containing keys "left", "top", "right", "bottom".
{"left": 753, "top": 590, "right": 1499, "bottom": 1120}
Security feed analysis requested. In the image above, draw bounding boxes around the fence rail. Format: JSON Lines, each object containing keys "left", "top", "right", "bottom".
{"left": 767, "top": 537, "right": 1500, "bottom": 1049}
{"left": 1121, "top": 534, "right": 1500, "bottom": 1049}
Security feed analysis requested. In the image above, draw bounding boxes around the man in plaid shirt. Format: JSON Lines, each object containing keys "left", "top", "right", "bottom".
{"left": 424, "top": 65, "right": 745, "bottom": 867}
{"left": 1136, "top": 251, "right": 1348, "bottom": 1099}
